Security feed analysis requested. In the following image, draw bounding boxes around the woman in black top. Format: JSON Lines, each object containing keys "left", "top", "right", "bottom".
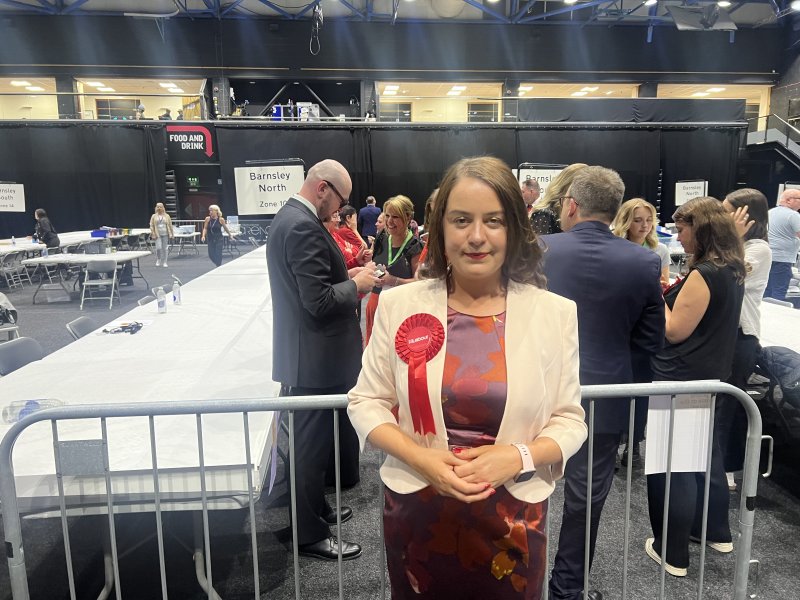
{"left": 34, "top": 208, "right": 60, "bottom": 250}
{"left": 645, "top": 197, "right": 745, "bottom": 577}
{"left": 363, "top": 195, "right": 422, "bottom": 344}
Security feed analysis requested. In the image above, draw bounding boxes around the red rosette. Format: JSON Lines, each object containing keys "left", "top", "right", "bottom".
{"left": 395, "top": 314, "right": 445, "bottom": 436}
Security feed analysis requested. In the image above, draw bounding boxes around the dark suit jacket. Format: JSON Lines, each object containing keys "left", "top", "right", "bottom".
{"left": 267, "top": 197, "right": 363, "bottom": 389}
{"left": 541, "top": 220, "right": 665, "bottom": 434}
{"left": 358, "top": 205, "right": 381, "bottom": 238}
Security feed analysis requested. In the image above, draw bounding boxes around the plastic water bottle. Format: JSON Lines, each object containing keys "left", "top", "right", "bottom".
{"left": 2, "top": 399, "right": 64, "bottom": 423}
{"left": 42, "top": 246, "right": 48, "bottom": 257}
{"left": 172, "top": 282, "right": 181, "bottom": 305}
{"left": 157, "top": 287, "right": 167, "bottom": 313}
{"left": 11, "top": 236, "right": 15, "bottom": 246}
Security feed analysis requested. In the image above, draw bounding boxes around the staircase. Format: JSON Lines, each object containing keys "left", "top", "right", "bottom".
{"left": 164, "top": 170, "right": 178, "bottom": 219}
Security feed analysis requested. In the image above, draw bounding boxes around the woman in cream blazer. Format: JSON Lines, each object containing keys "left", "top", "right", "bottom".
{"left": 348, "top": 156, "right": 586, "bottom": 599}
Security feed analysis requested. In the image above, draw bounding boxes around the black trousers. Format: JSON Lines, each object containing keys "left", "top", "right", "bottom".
{"left": 549, "top": 433, "right": 621, "bottom": 600}
{"left": 282, "top": 384, "right": 360, "bottom": 545}
{"left": 646, "top": 423, "right": 731, "bottom": 569}
{"left": 717, "top": 330, "right": 759, "bottom": 472}
{"left": 208, "top": 236, "right": 223, "bottom": 267}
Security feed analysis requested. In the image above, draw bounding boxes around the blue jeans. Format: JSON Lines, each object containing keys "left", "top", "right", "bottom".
{"left": 764, "top": 261, "right": 793, "bottom": 300}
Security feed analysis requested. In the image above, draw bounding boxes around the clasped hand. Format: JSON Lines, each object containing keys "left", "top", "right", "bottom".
{"left": 413, "top": 445, "right": 522, "bottom": 504}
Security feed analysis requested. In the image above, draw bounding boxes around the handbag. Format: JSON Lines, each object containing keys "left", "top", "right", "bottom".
{"left": 0, "top": 306, "right": 16, "bottom": 325}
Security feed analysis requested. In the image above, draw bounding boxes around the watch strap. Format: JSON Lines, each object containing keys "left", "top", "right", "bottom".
{"left": 512, "top": 443, "right": 535, "bottom": 475}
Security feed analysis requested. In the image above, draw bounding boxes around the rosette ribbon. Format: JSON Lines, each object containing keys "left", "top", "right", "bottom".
{"left": 395, "top": 314, "right": 445, "bottom": 436}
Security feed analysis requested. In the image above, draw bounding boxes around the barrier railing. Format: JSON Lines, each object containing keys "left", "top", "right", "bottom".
{"left": 0, "top": 381, "right": 765, "bottom": 599}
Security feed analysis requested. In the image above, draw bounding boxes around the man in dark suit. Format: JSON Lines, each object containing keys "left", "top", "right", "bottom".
{"left": 267, "top": 159, "right": 380, "bottom": 561}
{"left": 543, "top": 166, "right": 665, "bottom": 600}
{"left": 357, "top": 195, "right": 381, "bottom": 238}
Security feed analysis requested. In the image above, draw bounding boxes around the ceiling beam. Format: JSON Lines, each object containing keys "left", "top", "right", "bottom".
{"left": 61, "top": 0, "right": 91, "bottom": 14}
{"left": 338, "top": 0, "right": 367, "bottom": 20}
{"left": 0, "top": 0, "right": 54, "bottom": 13}
{"left": 254, "top": 0, "right": 294, "bottom": 19}
{"left": 220, "top": 0, "right": 245, "bottom": 17}
{"left": 462, "top": 0, "right": 511, "bottom": 23}
{"left": 519, "top": 0, "right": 610, "bottom": 23}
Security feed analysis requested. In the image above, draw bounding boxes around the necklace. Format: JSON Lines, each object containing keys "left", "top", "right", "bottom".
{"left": 387, "top": 230, "right": 413, "bottom": 267}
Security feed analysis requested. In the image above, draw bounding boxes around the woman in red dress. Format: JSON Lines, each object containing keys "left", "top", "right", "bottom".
{"left": 348, "top": 157, "right": 587, "bottom": 599}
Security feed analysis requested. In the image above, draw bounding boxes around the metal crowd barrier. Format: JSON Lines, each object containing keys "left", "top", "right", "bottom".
{"left": 0, "top": 381, "right": 765, "bottom": 599}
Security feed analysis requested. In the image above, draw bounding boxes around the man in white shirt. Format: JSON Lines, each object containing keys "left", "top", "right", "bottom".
{"left": 764, "top": 189, "right": 800, "bottom": 300}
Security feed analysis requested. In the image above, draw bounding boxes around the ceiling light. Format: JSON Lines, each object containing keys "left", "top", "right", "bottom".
{"left": 10, "top": 81, "right": 31, "bottom": 87}
{"left": 692, "top": 92, "right": 710, "bottom": 97}
{"left": 644, "top": 0, "right": 657, "bottom": 5}
{"left": 792, "top": 0, "right": 800, "bottom": 10}
{"left": 401, "top": 90, "right": 408, "bottom": 94}
{"left": 25, "top": 86, "right": 45, "bottom": 92}
{"left": 706, "top": 87, "right": 726, "bottom": 93}
{"left": 159, "top": 82, "right": 177, "bottom": 88}
{"left": 336, "top": 82, "right": 342, "bottom": 85}
{"left": 486, "top": 0, "right": 501, "bottom": 3}
{"left": 564, "top": 0, "right": 578, "bottom": 4}
{"left": 383, "top": 90, "right": 397, "bottom": 95}
{"left": 447, "top": 91, "right": 462, "bottom": 96}
{"left": 451, "top": 85, "right": 467, "bottom": 91}
{"left": 170, "top": 88, "right": 185, "bottom": 93}
{"left": 571, "top": 91, "right": 588, "bottom": 96}
{"left": 519, "top": 86, "right": 533, "bottom": 92}
{"left": 97, "top": 87, "right": 115, "bottom": 92}
{"left": 717, "top": 0, "right": 731, "bottom": 6}
{"left": 519, "top": 92, "right": 526, "bottom": 96}
{"left": 605, "top": 91, "right": 614, "bottom": 95}
{"left": 385, "top": 85, "right": 399, "bottom": 91}
{"left": 85, "top": 81, "right": 105, "bottom": 87}
{"left": 581, "top": 86, "right": 599, "bottom": 92}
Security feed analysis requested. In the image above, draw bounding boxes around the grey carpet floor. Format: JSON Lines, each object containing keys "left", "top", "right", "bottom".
{"left": 0, "top": 250, "right": 798, "bottom": 599}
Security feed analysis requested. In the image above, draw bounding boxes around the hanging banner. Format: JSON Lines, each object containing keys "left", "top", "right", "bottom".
{"left": 0, "top": 183, "right": 25, "bottom": 212}
{"left": 234, "top": 163, "right": 305, "bottom": 215}
{"left": 166, "top": 124, "right": 217, "bottom": 162}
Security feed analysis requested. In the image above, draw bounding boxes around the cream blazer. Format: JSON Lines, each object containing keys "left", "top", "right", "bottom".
{"left": 347, "top": 278, "right": 587, "bottom": 503}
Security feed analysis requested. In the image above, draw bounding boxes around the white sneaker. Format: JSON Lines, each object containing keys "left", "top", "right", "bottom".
{"left": 162, "top": 263, "right": 168, "bottom": 268}
{"left": 645, "top": 538, "right": 688, "bottom": 577}
{"left": 155, "top": 260, "right": 161, "bottom": 267}
{"left": 726, "top": 472, "right": 737, "bottom": 491}
{"left": 689, "top": 535, "right": 734, "bottom": 553}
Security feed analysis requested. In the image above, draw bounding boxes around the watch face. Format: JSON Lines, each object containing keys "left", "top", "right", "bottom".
{"left": 514, "top": 470, "right": 536, "bottom": 483}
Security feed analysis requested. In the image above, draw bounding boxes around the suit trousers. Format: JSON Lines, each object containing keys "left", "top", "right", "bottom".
{"left": 282, "top": 384, "right": 360, "bottom": 545}
{"left": 549, "top": 433, "right": 621, "bottom": 600}
{"left": 646, "top": 424, "right": 731, "bottom": 569}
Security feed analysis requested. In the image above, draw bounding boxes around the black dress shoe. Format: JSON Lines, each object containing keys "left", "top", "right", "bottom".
{"left": 323, "top": 505, "right": 353, "bottom": 525}
{"left": 587, "top": 590, "right": 604, "bottom": 600}
{"left": 298, "top": 537, "right": 362, "bottom": 561}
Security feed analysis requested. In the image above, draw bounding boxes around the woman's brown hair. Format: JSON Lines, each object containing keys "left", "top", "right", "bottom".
{"left": 673, "top": 196, "right": 746, "bottom": 283}
{"left": 724, "top": 188, "right": 769, "bottom": 243}
{"left": 422, "top": 156, "right": 545, "bottom": 290}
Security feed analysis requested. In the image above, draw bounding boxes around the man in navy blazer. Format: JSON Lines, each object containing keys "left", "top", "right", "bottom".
{"left": 267, "top": 159, "right": 379, "bottom": 561}
{"left": 542, "top": 166, "right": 665, "bottom": 600}
{"left": 357, "top": 195, "right": 381, "bottom": 238}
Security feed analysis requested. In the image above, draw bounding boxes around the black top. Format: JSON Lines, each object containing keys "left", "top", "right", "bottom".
{"left": 651, "top": 262, "right": 744, "bottom": 382}
{"left": 35, "top": 217, "right": 60, "bottom": 249}
{"left": 530, "top": 208, "right": 562, "bottom": 236}
{"left": 371, "top": 230, "right": 422, "bottom": 294}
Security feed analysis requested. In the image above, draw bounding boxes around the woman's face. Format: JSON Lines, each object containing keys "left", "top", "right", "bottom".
{"left": 385, "top": 211, "right": 407, "bottom": 237}
{"left": 209, "top": 207, "right": 219, "bottom": 218}
{"left": 346, "top": 213, "right": 357, "bottom": 227}
{"left": 444, "top": 177, "right": 507, "bottom": 288}
{"left": 325, "top": 211, "right": 340, "bottom": 232}
{"left": 675, "top": 221, "right": 695, "bottom": 254}
{"left": 629, "top": 206, "right": 653, "bottom": 243}
{"left": 376, "top": 214, "right": 385, "bottom": 231}
{"left": 156, "top": 204, "right": 165, "bottom": 214}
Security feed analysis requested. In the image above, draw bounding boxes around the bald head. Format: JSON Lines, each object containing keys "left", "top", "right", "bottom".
{"left": 300, "top": 159, "right": 352, "bottom": 220}
{"left": 779, "top": 188, "right": 800, "bottom": 211}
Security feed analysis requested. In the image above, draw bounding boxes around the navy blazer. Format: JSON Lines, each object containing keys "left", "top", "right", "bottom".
{"left": 267, "top": 197, "right": 363, "bottom": 389}
{"left": 541, "top": 221, "right": 665, "bottom": 434}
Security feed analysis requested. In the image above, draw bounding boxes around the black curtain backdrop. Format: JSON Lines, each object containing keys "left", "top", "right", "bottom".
{"left": 0, "top": 121, "right": 743, "bottom": 237}
{"left": 660, "top": 128, "right": 745, "bottom": 218}
{"left": 516, "top": 99, "right": 746, "bottom": 123}
{"left": 0, "top": 123, "right": 164, "bottom": 239}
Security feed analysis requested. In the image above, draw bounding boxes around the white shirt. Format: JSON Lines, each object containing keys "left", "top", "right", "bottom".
{"left": 740, "top": 239, "right": 772, "bottom": 338}
{"left": 767, "top": 205, "right": 800, "bottom": 263}
{"left": 293, "top": 193, "right": 318, "bottom": 217}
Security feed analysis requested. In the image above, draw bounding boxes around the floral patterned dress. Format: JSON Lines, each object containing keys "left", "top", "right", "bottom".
{"left": 383, "top": 308, "right": 548, "bottom": 599}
